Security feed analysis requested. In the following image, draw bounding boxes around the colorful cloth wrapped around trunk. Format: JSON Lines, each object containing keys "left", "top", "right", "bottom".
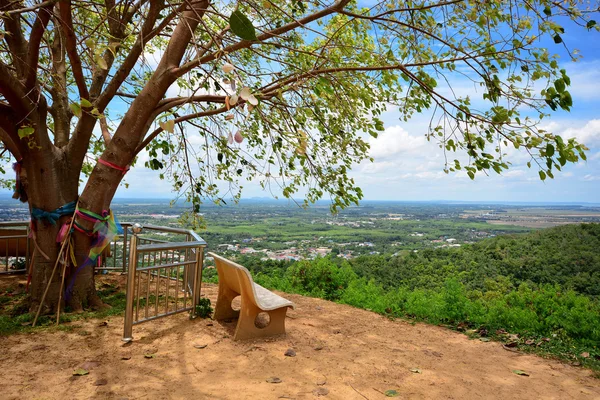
{"left": 65, "top": 208, "right": 123, "bottom": 298}
{"left": 31, "top": 201, "right": 77, "bottom": 226}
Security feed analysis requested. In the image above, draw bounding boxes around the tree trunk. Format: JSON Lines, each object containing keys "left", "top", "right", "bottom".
{"left": 26, "top": 148, "right": 105, "bottom": 314}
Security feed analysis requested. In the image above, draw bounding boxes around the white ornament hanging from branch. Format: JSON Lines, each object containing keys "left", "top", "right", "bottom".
{"left": 222, "top": 63, "right": 235, "bottom": 73}
{"left": 234, "top": 130, "right": 244, "bottom": 144}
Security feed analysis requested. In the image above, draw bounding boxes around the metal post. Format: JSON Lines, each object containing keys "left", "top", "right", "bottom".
{"left": 191, "top": 246, "right": 204, "bottom": 318}
{"left": 123, "top": 224, "right": 142, "bottom": 342}
{"left": 25, "top": 228, "right": 30, "bottom": 273}
{"left": 122, "top": 228, "right": 128, "bottom": 273}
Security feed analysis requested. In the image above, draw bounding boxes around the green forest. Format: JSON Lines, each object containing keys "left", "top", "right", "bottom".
{"left": 205, "top": 223, "right": 600, "bottom": 369}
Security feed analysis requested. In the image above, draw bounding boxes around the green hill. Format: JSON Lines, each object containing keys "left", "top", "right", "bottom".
{"left": 350, "top": 223, "right": 600, "bottom": 296}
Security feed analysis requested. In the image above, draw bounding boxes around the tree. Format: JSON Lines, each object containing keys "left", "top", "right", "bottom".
{"left": 0, "top": 0, "right": 596, "bottom": 312}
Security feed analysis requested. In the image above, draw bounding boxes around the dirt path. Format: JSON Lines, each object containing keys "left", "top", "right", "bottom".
{"left": 1, "top": 283, "right": 599, "bottom": 399}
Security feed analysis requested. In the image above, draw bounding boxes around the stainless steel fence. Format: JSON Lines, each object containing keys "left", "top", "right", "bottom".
{"left": 122, "top": 224, "right": 206, "bottom": 342}
{"left": 97, "top": 223, "right": 189, "bottom": 272}
{"left": 0, "top": 221, "right": 30, "bottom": 274}
{"left": 0, "top": 221, "right": 207, "bottom": 341}
{"left": 0, "top": 221, "right": 185, "bottom": 274}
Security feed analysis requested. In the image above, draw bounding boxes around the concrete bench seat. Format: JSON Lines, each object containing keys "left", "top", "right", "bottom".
{"left": 208, "top": 252, "right": 295, "bottom": 340}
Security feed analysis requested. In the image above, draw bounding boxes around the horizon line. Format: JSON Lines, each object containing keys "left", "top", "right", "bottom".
{"left": 0, "top": 192, "right": 597, "bottom": 206}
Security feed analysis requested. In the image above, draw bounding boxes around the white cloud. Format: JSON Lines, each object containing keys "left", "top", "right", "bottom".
{"left": 368, "top": 125, "right": 429, "bottom": 160}
{"left": 566, "top": 61, "right": 600, "bottom": 101}
{"left": 561, "top": 119, "right": 600, "bottom": 147}
{"left": 360, "top": 160, "right": 397, "bottom": 174}
{"left": 582, "top": 174, "right": 600, "bottom": 182}
{"left": 503, "top": 169, "right": 526, "bottom": 178}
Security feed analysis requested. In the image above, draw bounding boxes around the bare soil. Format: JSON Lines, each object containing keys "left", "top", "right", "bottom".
{"left": 1, "top": 280, "right": 599, "bottom": 399}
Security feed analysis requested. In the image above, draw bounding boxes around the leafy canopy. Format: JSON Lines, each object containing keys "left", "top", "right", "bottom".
{"left": 0, "top": 0, "right": 597, "bottom": 213}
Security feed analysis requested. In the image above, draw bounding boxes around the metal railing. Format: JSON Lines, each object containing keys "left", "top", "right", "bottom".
{"left": 0, "top": 220, "right": 207, "bottom": 342}
{"left": 97, "top": 222, "right": 190, "bottom": 272}
{"left": 122, "top": 224, "right": 206, "bottom": 342}
{"left": 0, "top": 221, "right": 31, "bottom": 274}
{"left": 0, "top": 221, "right": 204, "bottom": 275}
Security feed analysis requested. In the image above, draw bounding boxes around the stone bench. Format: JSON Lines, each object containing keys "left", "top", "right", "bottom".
{"left": 208, "top": 252, "right": 295, "bottom": 340}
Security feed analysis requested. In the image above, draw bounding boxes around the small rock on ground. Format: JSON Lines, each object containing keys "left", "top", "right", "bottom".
{"left": 284, "top": 348, "right": 296, "bottom": 357}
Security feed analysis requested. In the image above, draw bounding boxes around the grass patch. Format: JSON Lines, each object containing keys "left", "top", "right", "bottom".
{"left": 0, "top": 279, "right": 128, "bottom": 336}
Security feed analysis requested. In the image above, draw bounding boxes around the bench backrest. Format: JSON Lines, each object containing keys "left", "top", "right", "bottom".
{"left": 209, "top": 252, "right": 256, "bottom": 299}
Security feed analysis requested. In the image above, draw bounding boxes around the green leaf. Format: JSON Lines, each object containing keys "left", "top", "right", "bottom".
{"left": 73, "top": 368, "right": 89, "bottom": 376}
{"left": 539, "top": 170, "right": 546, "bottom": 181}
{"left": 560, "top": 91, "right": 572, "bottom": 109}
{"left": 385, "top": 389, "right": 400, "bottom": 397}
{"left": 586, "top": 20, "right": 596, "bottom": 30}
{"left": 229, "top": 10, "right": 257, "bottom": 41}
{"left": 467, "top": 171, "right": 475, "bottom": 180}
{"left": 554, "top": 79, "right": 565, "bottom": 93}
{"left": 543, "top": 6, "right": 551, "bottom": 16}
{"left": 80, "top": 98, "right": 93, "bottom": 108}
{"left": 17, "top": 126, "right": 34, "bottom": 139}
{"left": 70, "top": 103, "right": 82, "bottom": 118}
{"left": 512, "top": 370, "right": 529, "bottom": 376}
{"left": 546, "top": 144, "right": 555, "bottom": 157}
{"left": 553, "top": 34, "right": 562, "bottom": 44}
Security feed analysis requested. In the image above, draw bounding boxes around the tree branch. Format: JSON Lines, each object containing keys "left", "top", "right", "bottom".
{"left": 173, "top": 0, "right": 352, "bottom": 79}
{"left": 96, "top": 0, "right": 167, "bottom": 110}
{"left": 135, "top": 105, "right": 228, "bottom": 154}
{"left": 79, "top": 0, "right": 211, "bottom": 212}
{"left": 24, "top": 4, "right": 54, "bottom": 91}
{"left": 156, "top": 94, "right": 226, "bottom": 110}
{"left": 0, "top": 128, "right": 21, "bottom": 160}
{"left": 0, "top": 61, "right": 33, "bottom": 119}
{"left": 5, "top": 0, "right": 58, "bottom": 15}
{"left": 57, "top": 0, "right": 89, "bottom": 99}
{"left": 50, "top": 19, "right": 71, "bottom": 147}
{"left": 66, "top": 0, "right": 167, "bottom": 164}
{"left": 0, "top": 103, "right": 24, "bottom": 157}
{"left": 0, "top": 0, "right": 29, "bottom": 75}
{"left": 100, "top": 117, "right": 112, "bottom": 146}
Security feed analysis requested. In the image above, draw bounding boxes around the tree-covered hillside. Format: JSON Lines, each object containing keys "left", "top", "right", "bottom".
{"left": 351, "top": 223, "right": 600, "bottom": 296}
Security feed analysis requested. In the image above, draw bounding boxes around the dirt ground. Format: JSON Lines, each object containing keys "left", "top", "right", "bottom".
{"left": 1, "top": 280, "right": 599, "bottom": 400}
